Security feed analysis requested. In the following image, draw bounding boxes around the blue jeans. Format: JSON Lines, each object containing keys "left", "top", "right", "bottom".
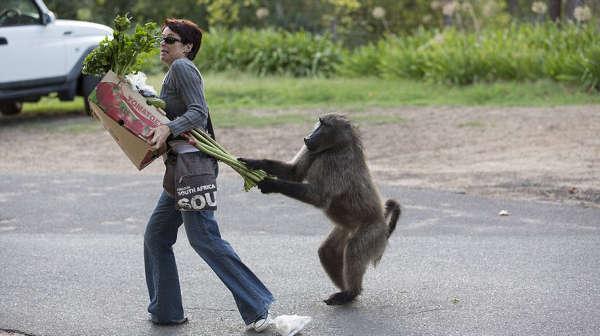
{"left": 144, "top": 191, "right": 273, "bottom": 325}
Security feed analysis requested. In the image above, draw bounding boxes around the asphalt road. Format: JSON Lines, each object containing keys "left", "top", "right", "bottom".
{"left": 1, "top": 172, "right": 599, "bottom": 336}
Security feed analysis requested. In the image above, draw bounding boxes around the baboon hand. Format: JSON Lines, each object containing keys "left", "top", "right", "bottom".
{"left": 257, "top": 177, "right": 278, "bottom": 194}
{"left": 238, "top": 158, "right": 263, "bottom": 170}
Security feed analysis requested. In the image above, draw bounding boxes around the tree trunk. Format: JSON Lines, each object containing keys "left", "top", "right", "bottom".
{"left": 442, "top": 0, "right": 454, "bottom": 26}
{"left": 330, "top": 17, "right": 338, "bottom": 41}
{"left": 548, "top": 0, "right": 562, "bottom": 22}
{"left": 506, "top": 0, "right": 519, "bottom": 16}
{"left": 275, "top": 2, "right": 284, "bottom": 20}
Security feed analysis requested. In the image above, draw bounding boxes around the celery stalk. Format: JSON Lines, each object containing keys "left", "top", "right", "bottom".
{"left": 185, "top": 129, "right": 268, "bottom": 191}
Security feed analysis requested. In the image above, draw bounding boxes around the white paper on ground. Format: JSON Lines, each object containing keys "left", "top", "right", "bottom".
{"left": 271, "top": 314, "right": 312, "bottom": 336}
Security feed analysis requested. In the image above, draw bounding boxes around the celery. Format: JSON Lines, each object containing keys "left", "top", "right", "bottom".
{"left": 186, "top": 129, "right": 268, "bottom": 191}
{"left": 82, "top": 14, "right": 158, "bottom": 77}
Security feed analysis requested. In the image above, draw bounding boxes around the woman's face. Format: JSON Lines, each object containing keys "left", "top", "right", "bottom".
{"left": 160, "top": 27, "right": 192, "bottom": 65}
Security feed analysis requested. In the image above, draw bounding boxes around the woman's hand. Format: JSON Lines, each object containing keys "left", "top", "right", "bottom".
{"left": 147, "top": 124, "right": 171, "bottom": 150}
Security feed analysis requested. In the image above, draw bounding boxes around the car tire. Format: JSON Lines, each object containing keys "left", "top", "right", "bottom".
{"left": 81, "top": 74, "right": 100, "bottom": 115}
{"left": 0, "top": 101, "right": 23, "bottom": 116}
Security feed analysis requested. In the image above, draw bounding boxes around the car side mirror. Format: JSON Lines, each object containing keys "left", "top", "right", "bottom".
{"left": 42, "top": 11, "right": 55, "bottom": 25}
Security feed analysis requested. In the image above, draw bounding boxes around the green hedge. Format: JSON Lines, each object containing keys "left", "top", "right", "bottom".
{"left": 195, "top": 28, "right": 342, "bottom": 77}
{"left": 340, "top": 23, "right": 600, "bottom": 90}
{"left": 180, "top": 24, "right": 599, "bottom": 91}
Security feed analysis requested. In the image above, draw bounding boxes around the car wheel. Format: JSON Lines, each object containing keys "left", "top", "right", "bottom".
{"left": 0, "top": 101, "right": 23, "bottom": 116}
{"left": 81, "top": 74, "right": 100, "bottom": 115}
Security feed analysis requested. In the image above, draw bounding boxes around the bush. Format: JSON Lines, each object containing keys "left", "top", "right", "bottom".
{"left": 335, "top": 43, "right": 381, "bottom": 77}
{"left": 379, "top": 35, "right": 431, "bottom": 80}
{"left": 340, "top": 22, "right": 600, "bottom": 90}
{"left": 196, "top": 28, "right": 343, "bottom": 77}
{"left": 142, "top": 23, "right": 598, "bottom": 91}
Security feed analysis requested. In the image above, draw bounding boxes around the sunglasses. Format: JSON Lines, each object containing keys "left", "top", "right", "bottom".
{"left": 160, "top": 36, "right": 182, "bottom": 45}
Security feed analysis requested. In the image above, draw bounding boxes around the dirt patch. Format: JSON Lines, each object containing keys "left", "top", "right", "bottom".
{"left": 1, "top": 105, "right": 599, "bottom": 207}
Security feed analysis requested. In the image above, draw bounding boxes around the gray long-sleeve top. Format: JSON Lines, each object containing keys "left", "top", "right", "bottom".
{"left": 159, "top": 58, "right": 209, "bottom": 137}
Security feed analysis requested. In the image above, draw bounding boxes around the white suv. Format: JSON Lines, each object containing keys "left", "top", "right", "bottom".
{"left": 0, "top": 0, "right": 112, "bottom": 115}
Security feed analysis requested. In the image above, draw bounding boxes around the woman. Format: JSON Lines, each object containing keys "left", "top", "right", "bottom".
{"left": 144, "top": 18, "right": 273, "bottom": 332}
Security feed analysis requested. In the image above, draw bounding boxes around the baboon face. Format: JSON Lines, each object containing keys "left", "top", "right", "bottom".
{"left": 304, "top": 114, "right": 352, "bottom": 153}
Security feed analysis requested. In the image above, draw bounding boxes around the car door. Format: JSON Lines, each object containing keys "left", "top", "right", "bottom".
{"left": 0, "top": 0, "right": 66, "bottom": 84}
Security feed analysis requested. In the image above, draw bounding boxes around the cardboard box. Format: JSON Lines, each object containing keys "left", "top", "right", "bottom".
{"left": 88, "top": 71, "right": 169, "bottom": 170}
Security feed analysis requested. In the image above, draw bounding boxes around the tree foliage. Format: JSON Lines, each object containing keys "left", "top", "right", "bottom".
{"left": 45, "top": 0, "right": 599, "bottom": 47}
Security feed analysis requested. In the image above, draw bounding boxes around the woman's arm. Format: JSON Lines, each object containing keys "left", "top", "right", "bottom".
{"left": 149, "top": 59, "right": 209, "bottom": 150}
{"left": 166, "top": 59, "right": 209, "bottom": 137}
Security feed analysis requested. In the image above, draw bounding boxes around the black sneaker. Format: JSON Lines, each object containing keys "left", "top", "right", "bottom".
{"left": 150, "top": 315, "right": 188, "bottom": 326}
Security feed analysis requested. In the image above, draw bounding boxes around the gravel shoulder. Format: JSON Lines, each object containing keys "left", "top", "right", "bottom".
{"left": 1, "top": 105, "right": 599, "bottom": 207}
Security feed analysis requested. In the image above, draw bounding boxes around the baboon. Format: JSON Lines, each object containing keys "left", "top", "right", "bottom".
{"left": 240, "top": 113, "right": 401, "bottom": 305}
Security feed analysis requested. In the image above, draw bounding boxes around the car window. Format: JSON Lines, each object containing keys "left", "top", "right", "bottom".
{"left": 0, "top": 0, "right": 42, "bottom": 27}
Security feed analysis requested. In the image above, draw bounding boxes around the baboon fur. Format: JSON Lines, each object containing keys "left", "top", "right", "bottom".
{"left": 240, "top": 113, "right": 401, "bottom": 305}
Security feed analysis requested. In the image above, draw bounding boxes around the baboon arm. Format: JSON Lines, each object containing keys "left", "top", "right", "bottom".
{"left": 241, "top": 146, "right": 310, "bottom": 181}
{"left": 259, "top": 179, "right": 327, "bottom": 208}
{"left": 258, "top": 160, "right": 301, "bottom": 181}
{"left": 240, "top": 158, "right": 304, "bottom": 181}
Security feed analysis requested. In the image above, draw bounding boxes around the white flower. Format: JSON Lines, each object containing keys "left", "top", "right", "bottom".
{"left": 431, "top": 1, "right": 441, "bottom": 10}
{"left": 442, "top": 1, "right": 458, "bottom": 16}
{"left": 256, "top": 7, "right": 269, "bottom": 20}
{"left": 573, "top": 6, "right": 592, "bottom": 22}
{"left": 531, "top": 1, "right": 547, "bottom": 15}
{"left": 372, "top": 6, "right": 386, "bottom": 19}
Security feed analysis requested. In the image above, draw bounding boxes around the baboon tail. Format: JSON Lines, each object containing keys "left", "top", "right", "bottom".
{"left": 384, "top": 199, "right": 401, "bottom": 239}
{"left": 373, "top": 200, "right": 401, "bottom": 267}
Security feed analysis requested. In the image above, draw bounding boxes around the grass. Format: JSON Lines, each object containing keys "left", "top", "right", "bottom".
{"left": 23, "top": 95, "right": 86, "bottom": 115}
{"left": 147, "top": 72, "right": 600, "bottom": 109}
{"left": 17, "top": 73, "right": 600, "bottom": 128}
